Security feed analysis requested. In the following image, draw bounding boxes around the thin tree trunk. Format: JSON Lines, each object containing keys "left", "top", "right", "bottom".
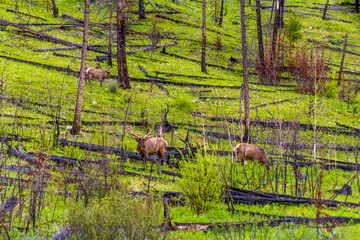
{"left": 269, "top": 0, "right": 275, "bottom": 24}
{"left": 117, "top": 0, "right": 130, "bottom": 89}
{"left": 356, "top": 0, "right": 359, "bottom": 13}
{"left": 201, "top": 0, "right": 207, "bottom": 73}
{"left": 50, "top": 0, "right": 58, "bottom": 17}
{"left": 240, "top": 0, "right": 250, "bottom": 143}
{"left": 256, "top": 0, "right": 265, "bottom": 81}
{"left": 279, "top": 0, "right": 284, "bottom": 27}
{"left": 270, "top": 0, "right": 280, "bottom": 83}
{"left": 218, "top": 0, "right": 224, "bottom": 27}
{"left": 70, "top": 0, "right": 90, "bottom": 135}
{"left": 322, "top": 0, "right": 329, "bottom": 20}
{"left": 107, "top": 5, "right": 113, "bottom": 66}
{"left": 338, "top": 34, "right": 348, "bottom": 86}
{"left": 139, "top": 0, "right": 146, "bottom": 19}
{"left": 239, "top": 84, "right": 243, "bottom": 143}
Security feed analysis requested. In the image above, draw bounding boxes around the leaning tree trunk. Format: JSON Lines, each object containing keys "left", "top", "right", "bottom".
{"left": 322, "top": 0, "right": 330, "bottom": 20}
{"left": 107, "top": 5, "right": 113, "bottom": 66}
{"left": 240, "top": 0, "right": 251, "bottom": 143}
{"left": 70, "top": 0, "right": 90, "bottom": 135}
{"left": 255, "top": 0, "right": 265, "bottom": 81}
{"left": 51, "top": 0, "right": 58, "bottom": 18}
{"left": 139, "top": 0, "right": 146, "bottom": 19}
{"left": 201, "top": 0, "right": 207, "bottom": 73}
{"left": 117, "top": 0, "right": 130, "bottom": 89}
{"left": 218, "top": 0, "right": 224, "bottom": 27}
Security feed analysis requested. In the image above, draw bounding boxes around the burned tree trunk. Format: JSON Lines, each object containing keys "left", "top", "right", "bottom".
{"left": 107, "top": 5, "right": 113, "bottom": 66}
{"left": 201, "top": 0, "right": 207, "bottom": 73}
{"left": 218, "top": 0, "right": 224, "bottom": 27}
{"left": 117, "top": 0, "right": 130, "bottom": 89}
{"left": 240, "top": 0, "right": 251, "bottom": 143}
{"left": 139, "top": 0, "right": 146, "bottom": 19}
{"left": 338, "top": 34, "right": 348, "bottom": 86}
{"left": 356, "top": 0, "right": 359, "bottom": 13}
{"left": 51, "top": 0, "right": 59, "bottom": 18}
{"left": 255, "top": 0, "right": 265, "bottom": 81}
{"left": 71, "top": 0, "right": 90, "bottom": 135}
{"left": 271, "top": 0, "right": 280, "bottom": 63}
{"left": 322, "top": 0, "right": 329, "bottom": 20}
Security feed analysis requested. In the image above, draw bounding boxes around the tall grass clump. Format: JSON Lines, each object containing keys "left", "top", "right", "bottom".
{"left": 178, "top": 154, "right": 222, "bottom": 215}
{"left": 66, "top": 190, "right": 165, "bottom": 240}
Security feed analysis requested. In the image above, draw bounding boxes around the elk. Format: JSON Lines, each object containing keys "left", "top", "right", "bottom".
{"left": 233, "top": 143, "right": 272, "bottom": 170}
{"left": 85, "top": 67, "right": 110, "bottom": 87}
{"left": 127, "top": 127, "right": 168, "bottom": 166}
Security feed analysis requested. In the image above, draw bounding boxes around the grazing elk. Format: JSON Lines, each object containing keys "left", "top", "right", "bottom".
{"left": 127, "top": 127, "right": 168, "bottom": 166}
{"left": 234, "top": 143, "right": 272, "bottom": 170}
{"left": 85, "top": 66, "right": 110, "bottom": 87}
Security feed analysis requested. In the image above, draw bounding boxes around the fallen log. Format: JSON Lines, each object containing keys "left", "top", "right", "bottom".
{"left": 53, "top": 52, "right": 82, "bottom": 59}
{"left": 174, "top": 216, "right": 360, "bottom": 232}
{"left": 0, "top": 136, "right": 33, "bottom": 142}
{"left": 6, "top": 9, "right": 46, "bottom": 21}
{"left": 35, "top": 44, "right": 103, "bottom": 52}
{"left": 161, "top": 51, "right": 240, "bottom": 72}
{"left": 250, "top": 97, "right": 300, "bottom": 109}
{"left": 47, "top": 120, "right": 143, "bottom": 126}
{"left": 155, "top": 15, "right": 236, "bottom": 39}
{"left": 95, "top": 43, "right": 178, "bottom": 61}
{"left": 0, "top": 96, "right": 65, "bottom": 119}
{"left": 229, "top": 186, "right": 360, "bottom": 207}
{"left": 307, "top": 39, "right": 360, "bottom": 57}
{"left": 208, "top": 117, "right": 356, "bottom": 135}
{"left": 2, "top": 113, "right": 37, "bottom": 119}
{"left": 336, "top": 121, "right": 360, "bottom": 133}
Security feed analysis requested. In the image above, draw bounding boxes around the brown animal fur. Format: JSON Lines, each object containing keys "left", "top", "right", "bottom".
{"left": 127, "top": 128, "right": 168, "bottom": 165}
{"left": 234, "top": 143, "right": 272, "bottom": 170}
{"left": 85, "top": 68, "right": 110, "bottom": 87}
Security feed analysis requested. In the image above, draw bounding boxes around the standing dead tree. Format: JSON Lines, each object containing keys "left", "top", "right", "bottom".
{"left": 107, "top": 4, "right": 113, "bottom": 66}
{"left": 240, "top": 0, "right": 251, "bottom": 143}
{"left": 71, "top": 0, "right": 90, "bottom": 135}
{"left": 201, "top": 0, "right": 207, "bottom": 73}
{"left": 117, "top": 0, "right": 130, "bottom": 89}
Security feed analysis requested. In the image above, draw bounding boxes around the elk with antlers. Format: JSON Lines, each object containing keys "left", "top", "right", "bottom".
{"left": 234, "top": 143, "right": 272, "bottom": 170}
{"left": 127, "top": 127, "right": 168, "bottom": 166}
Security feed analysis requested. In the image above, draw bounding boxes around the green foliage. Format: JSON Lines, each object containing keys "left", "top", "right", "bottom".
{"left": 66, "top": 190, "right": 166, "bottom": 240}
{"left": 108, "top": 82, "right": 118, "bottom": 93}
{"left": 284, "top": 10, "right": 303, "bottom": 42}
{"left": 322, "top": 81, "right": 338, "bottom": 99}
{"left": 178, "top": 155, "right": 222, "bottom": 215}
{"left": 170, "top": 92, "right": 194, "bottom": 113}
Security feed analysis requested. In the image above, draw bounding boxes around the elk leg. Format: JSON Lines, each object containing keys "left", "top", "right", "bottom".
{"left": 100, "top": 79, "right": 103, "bottom": 87}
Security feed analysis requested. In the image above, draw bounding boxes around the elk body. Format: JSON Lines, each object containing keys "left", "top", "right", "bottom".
{"left": 127, "top": 128, "right": 168, "bottom": 165}
{"left": 234, "top": 143, "right": 271, "bottom": 170}
{"left": 85, "top": 67, "right": 110, "bottom": 87}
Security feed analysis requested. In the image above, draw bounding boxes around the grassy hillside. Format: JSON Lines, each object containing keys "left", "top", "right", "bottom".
{"left": 0, "top": 0, "right": 360, "bottom": 238}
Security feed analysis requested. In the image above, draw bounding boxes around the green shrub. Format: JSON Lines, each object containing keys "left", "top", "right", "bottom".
{"left": 178, "top": 155, "right": 222, "bottom": 215}
{"left": 108, "top": 82, "right": 118, "bottom": 93}
{"left": 66, "top": 190, "right": 166, "bottom": 240}
{"left": 284, "top": 10, "right": 302, "bottom": 42}
{"left": 170, "top": 92, "right": 194, "bottom": 113}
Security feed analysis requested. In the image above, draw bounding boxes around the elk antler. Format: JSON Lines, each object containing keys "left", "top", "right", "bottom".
{"left": 143, "top": 129, "right": 153, "bottom": 140}
{"left": 126, "top": 127, "right": 141, "bottom": 141}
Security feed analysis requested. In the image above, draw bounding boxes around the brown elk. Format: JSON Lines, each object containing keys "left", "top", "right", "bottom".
{"left": 127, "top": 127, "right": 168, "bottom": 166}
{"left": 85, "top": 67, "right": 111, "bottom": 87}
{"left": 233, "top": 143, "right": 272, "bottom": 170}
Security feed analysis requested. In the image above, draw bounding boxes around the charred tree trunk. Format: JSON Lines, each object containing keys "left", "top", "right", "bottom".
{"left": 256, "top": 0, "right": 265, "bottom": 81}
{"left": 218, "top": 0, "right": 224, "bottom": 27}
{"left": 240, "top": 0, "right": 251, "bottom": 143}
{"left": 270, "top": 0, "right": 280, "bottom": 82}
{"left": 107, "top": 5, "right": 113, "bottom": 66}
{"left": 71, "top": 0, "right": 90, "bottom": 135}
{"left": 279, "top": 0, "right": 284, "bottom": 27}
{"left": 51, "top": 0, "right": 58, "bottom": 17}
{"left": 338, "top": 34, "right": 348, "bottom": 86}
{"left": 322, "top": 0, "right": 329, "bottom": 20}
{"left": 201, "top": 0, "right": 207, "bottom": 73}
{"left": 139, "top": 0, "right": 146, "bottom": 19}
{"left": 355, "top": 0, "right": 359, "bottom": 13}
{"left": 117, "top": 0, "right": 131, "bottom": 89}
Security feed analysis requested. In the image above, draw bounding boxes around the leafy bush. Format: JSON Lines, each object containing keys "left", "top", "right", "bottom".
{"left": 108, "top": 82, "right": 118, "bottom": 93}
{"left": 66, "top": 190, "right": 166, "bottom": 240}
{"left": 284, "top": 10, "right": 302, "bottom": 42}
{"left": 178, "top": 155, "right": 222, "bottom": 215}
{"left": 170, "top": 92, "right": 194, "bottom": 113}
